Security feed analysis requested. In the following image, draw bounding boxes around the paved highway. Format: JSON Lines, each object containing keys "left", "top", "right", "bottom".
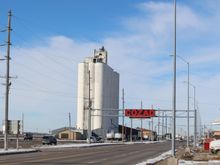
{"left": 0, "top": 141, "right": 183, "bottom": 165}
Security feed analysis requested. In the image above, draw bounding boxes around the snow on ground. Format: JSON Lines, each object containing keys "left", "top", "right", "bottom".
{"left": 0, "top": 148, "right": 37, "bottom": 155}
{"left": 136, "top": 150, "right": 172, "bottom": 165}
{"left": 35, "top": 141, "right": 164, "bottom": 149}
{"left": 179, "top": 160, "right": 220, "bottom": 165}
{"left": 34, "top": 142, "right": 120, "bottom": 149}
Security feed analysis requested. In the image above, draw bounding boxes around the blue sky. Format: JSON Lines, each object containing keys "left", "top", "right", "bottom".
{"left": 1, "top": 0, "right": 147, "bottom": 42}
{"left": 0, "top": 0, "right": 220, "bottom": 135}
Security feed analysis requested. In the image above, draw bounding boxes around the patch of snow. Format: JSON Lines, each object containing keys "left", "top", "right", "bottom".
{"left": 0, "top": 148, "right": 37, "bottom": 155}
{"left": 35, "top": 140, "right": 165, "bottom": 149}
{"left": 34, "top": 142, "right": 120, "bottom": 149}
{"left": 136, "top": 150, "right": 172, "bottom": 165}
{"left": 179, "top": 160, "right": 220, "bottom": 165}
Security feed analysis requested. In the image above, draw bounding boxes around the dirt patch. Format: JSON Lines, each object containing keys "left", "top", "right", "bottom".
{"left": 155, "top": 146, "right": 220, "bottom": 165}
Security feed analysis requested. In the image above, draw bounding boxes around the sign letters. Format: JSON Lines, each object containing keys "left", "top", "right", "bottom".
{"left": 125, "top": 109, "right": 156, "bottom": 118}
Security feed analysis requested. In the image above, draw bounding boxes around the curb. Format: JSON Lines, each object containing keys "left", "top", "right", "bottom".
{"left": 0, "top": 149, "right": 39, "bottom": 155}
{"left": 35, "top": 143, "right": 124, "bottom": 150}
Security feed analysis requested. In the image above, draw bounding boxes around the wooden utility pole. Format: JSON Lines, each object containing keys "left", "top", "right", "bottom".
{"left": 69, "top": 112, "right": 71, "bottom": 128}
{"left": 22, "top": 113, "right": 24, "bottom": 134}
{"left": 4, "top": 10, "right": 12, "bottom": 151}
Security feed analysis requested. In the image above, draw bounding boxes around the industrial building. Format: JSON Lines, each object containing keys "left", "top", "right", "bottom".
{"left": 76, "top": 47, "right": 119, "bottom": 138}
{"left": 52, "top": 127, "right": 85, "bottom": 140}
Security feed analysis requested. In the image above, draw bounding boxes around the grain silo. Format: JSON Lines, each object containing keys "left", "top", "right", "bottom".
{"left": 76, "top": 47, "right": 119, "bottom": 138}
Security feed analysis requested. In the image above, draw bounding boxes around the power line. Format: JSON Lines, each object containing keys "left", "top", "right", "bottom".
{"left": 11, "top": 87, "right": 75, "bottom": 98}
{"left": 10, "top": 53, "right": 74, "bottom": 87}
{"left": 12, "top": 44, "right": 75, "bottom": 80}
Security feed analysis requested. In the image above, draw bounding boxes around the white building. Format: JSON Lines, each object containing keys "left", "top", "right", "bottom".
{"left": 76, "top": 47, "right": 119, "bottom": 138}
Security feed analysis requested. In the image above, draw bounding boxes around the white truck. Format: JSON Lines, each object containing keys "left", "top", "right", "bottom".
{"left": 210, "top": 139, "right": 220, "bottom": 154}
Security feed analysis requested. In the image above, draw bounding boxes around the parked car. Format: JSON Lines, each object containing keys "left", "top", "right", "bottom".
{"left": 24, "top": 132, "right": 33, "bottom": 141}
{"left": 42, "top": 136, "right": 57, "bottom": 145}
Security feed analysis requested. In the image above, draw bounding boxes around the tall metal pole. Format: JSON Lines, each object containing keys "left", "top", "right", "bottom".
{"left": 69, "top": 112, "right": 71, "bottom": 128}
{"left": 190, "top": 84, "right": 196, "bottom": 147}
{"left": 162, "top": 111, "right": 164, "bottom": 139}
{"left": 87, "top": 70, "right": 91, "bottom": 144}
{"left": 130, "top": 118, "right": 133, "bottom": 142}
{"left": 4, "top": 10, "right": 12, "bottom": 151}
{"left": 194, "top": 88, "right": 197, "bottom": 147}
{"left": 158, "top": 111, "right": 160, "bottom": 140}
{"left": 141, "top": 101, "right": 143, "bottom": 142}
{"left": 151, "top": 105, "right": 154, "bottom": 133}
{"left": 172, "top": 0, "right": 177, "bottom": 157}
{"left": 187, "top": 63, "right": 190, "bottom": 148}
{"left": 69, "top": 112, "right": 71, "bottom": 139}
{"left": 165, "top": 114, "right": 167, "bottom": 134}
{"left": 22, "top": 113, "right": 24, "bottom": 134}
{"left": 179, "top": 60, "right": 190, "bottom": 147}
{"left": 173, "top": 57, "right": 189, "bottom": 148}
{"left": 122, "top": 88, "right": 125, "bottom": 142}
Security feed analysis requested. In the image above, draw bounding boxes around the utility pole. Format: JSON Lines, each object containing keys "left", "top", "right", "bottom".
{"left": 141, "top": 101, "right": 143, "bottom": 142}
{"left": 158, "top": 111, "right": 160, "bottom": 140}
{"left": 165, "top": 114, "right": 167, "bottom": 134}
{"left": 162, "top": 111, "right": 164, "bottom": 139}
{"left": 151, "top": 105, "right": 154, "bottom": 133}
{"left": 170, "top": 116, "right": 172, "bottom": 134}
{"left": 22, "top": 113, "right": 24, "bottom": 134}
{"left": 122, "top": 88, "right": 125, "bottom": 142}
{"left": 68, "top": 112, "right": 71, "bottom": 139}
{"left": 87, "top": 70, "right": 91, "bottom": 144}
{"left": 4, "top": 10, "right": 12, "bottom": 151}
{"left": 193, "top": 85, "right": 196, "bottom": 147}
{"left": 130, "top": 118, "right": 133, "bottom": 142}
{"left": 69, "top": 112, "right": 71, "bottom": 128}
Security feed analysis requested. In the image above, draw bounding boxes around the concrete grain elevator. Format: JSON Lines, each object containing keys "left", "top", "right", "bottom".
{"left": 76, "top": 47, "right": 119, "bottom": 138}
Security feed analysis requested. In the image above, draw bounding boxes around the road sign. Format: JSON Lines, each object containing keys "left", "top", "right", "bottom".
{"left": 125, "top": 109, "right": 156, "bottom": 118}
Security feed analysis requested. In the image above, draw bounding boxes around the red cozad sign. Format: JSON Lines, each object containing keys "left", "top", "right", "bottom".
{"left": 125, "top": 109, "right": 156, "bottom": 118}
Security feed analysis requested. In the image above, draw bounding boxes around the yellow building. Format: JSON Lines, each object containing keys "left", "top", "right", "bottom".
{"left": 52, "top": 127, "right": 84, "bottom": 140}
{"left": 58, "top": 129, "right": 82, "bottom": 140}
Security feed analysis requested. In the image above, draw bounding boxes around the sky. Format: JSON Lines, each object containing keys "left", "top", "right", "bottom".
{"left": 0, "top": 0, "right": 220, "bottom": 135}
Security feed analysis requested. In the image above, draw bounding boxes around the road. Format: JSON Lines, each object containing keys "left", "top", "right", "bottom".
{"left": 0, "top": 141, "right": 183, "bottom": 165}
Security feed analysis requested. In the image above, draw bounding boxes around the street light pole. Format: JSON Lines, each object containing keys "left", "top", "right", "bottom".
{"left": 187, "top": 62, "right": 190, "bottom": 148}
{"left": 188, "top": 83, "right": 196, "bottom": 147}
{"left": 172, "top": 0, "right": 177, "bottom": 157}
{"left": 170, "top": 56, "right": 191, "bottom": 148}
{"left": 193, "top": 85, "right": 196, "bottom": 148}
{"left": 172, "top": 55, "right": 189, "bottom": 148}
